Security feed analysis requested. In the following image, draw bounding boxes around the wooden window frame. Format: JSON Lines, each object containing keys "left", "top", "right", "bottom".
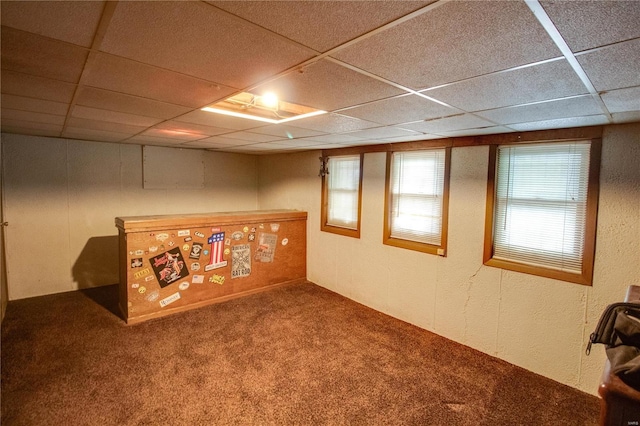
{"left": 321, "top": 153, "right": 364, "bottom": 238}
{"left": 383, "top": 147, "right": 451, "bottom": 256}
{"left": 483, "top": 138, "right": 602, "bottom": 285}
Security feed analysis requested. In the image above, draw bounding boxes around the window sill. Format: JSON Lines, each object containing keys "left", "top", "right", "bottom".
{"left": 383, "top": 236, "right": 446, "bottom": 256}
{"left": 483, "top": 257, "right": 592, "bottom": 285}
{"left": 321, "top": 223, "right": 360, "bottom": 238}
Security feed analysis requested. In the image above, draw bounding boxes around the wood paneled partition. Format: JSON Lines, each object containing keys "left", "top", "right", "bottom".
{"left": 116, "top": 210, "right": 307, "bottom": 324}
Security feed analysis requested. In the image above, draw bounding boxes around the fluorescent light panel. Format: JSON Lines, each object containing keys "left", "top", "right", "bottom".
{"left": 202, "top": 92, "right": 326, "bottom": 124}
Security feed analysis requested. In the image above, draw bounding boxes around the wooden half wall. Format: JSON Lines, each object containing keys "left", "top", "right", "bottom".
{"left": 116, "top": 210, "right": 307, "bottom": 324}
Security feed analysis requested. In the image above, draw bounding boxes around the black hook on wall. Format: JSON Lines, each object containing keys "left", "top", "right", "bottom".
{"left": 318, "top": 156, "right": 329, "bottom": 178}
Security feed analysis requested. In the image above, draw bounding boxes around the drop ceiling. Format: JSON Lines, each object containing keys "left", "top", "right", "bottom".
{"left": 1, "top": 0, "right": 639, "bottom": 155}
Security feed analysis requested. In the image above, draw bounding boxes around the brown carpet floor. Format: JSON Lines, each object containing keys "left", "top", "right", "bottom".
{"left": 2, "top": 281, "right": 599, "bottom": 425}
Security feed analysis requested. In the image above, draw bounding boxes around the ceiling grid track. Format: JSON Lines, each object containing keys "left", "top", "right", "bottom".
{"left": 61, "top": 0, "right": 119, "bottom": 136}
{"left": 129, "top": 0, "right": 456, "bottom": 146}
{"left": 2, "top": 0, "right": 637, "bottom": 152}
{"left": 524, "top": 0, "right": 613, "bottom": 122}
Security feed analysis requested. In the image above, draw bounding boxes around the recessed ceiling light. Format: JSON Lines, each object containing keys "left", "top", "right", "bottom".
{"left": 202, "top": 91, "right": 326, "bottom": 124}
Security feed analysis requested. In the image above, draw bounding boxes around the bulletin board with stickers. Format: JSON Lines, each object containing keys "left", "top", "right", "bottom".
{"left": 115, "top": 210, "right": 307, "bottom": 324}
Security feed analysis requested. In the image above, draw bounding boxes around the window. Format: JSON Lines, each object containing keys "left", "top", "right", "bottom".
{"left": 321, "top": 154, "right": 363, "bottom": 238}
{"left": 383, "top": 148, "right": 450, "bottom": 255}
{"left": 483, "top": 139, "right": 601, "bottom": 285}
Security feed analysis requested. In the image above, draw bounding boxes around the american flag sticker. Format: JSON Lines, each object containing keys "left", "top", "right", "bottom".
{"left": 205, "top": 231, "right": 228, "bottom": 271}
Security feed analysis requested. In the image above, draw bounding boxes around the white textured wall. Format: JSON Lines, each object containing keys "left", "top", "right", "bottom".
{"left": 257, "top": 123, "right": 640, "bottom": 395}
{"left": 2, "top": 133, "right": 258, "bottom": 300}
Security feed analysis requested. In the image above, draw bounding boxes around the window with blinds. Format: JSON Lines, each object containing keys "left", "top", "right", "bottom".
{"left": 384, "top": 148, "right": 450, "bottom": 255}
{"left": 321, "top": 154, "right": 362, "bottom": 237}
{"left": 484, "top": 140, "right": 600, "bottom": 285}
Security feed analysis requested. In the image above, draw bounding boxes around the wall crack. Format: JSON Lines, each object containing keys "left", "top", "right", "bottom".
{"left": 463, "top": 265, "right": 483, "bottom": 341}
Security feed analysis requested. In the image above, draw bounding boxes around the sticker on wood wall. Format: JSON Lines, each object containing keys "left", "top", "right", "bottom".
{"left": 232, "top": 244, "right": 251, "bottom": 279}
{"left": 134, "top": 268, "right": 151, "bottom": 279}
{"left": 256, "top": 233, "right": 277, "bottom": 263}
{"left": 205, "top": 231, "right": 227, "bottom": 271}
{"left": 210, "top": 275, "right": 225, "bottom": 285}
{"left": 150, "top": 247, "right": 189, "bottom": 288}
{"left": 146, "top": 290, "right": 160, "bottom": 302}
{"left": 189, "top": 243, "right": 203, "bottom": 259}
{"left": 159, "top": 292, "right": 181, "bottom": 308}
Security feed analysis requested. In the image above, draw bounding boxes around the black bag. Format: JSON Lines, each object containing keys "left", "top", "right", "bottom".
{"left": 587, "top": 302, "right": 640, "bottom": 389}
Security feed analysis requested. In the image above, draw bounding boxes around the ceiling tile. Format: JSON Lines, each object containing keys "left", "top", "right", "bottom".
{"left": 152, "top": 121, "right": 232, "bottom": 137}
{"left": 352, "top": 139, "right": 397, "bottom": 146}
{"left": 338, "top": 94, "right": 458, "bottom": 125}
{"left": 215, "top": 131, "right": 282, "bottom": 143}
{"left": 71, "top": 105, "right": 162, "bottom": 127}
{"left": 252, "top": 59, "right": 404, "bottom": 112}
{"left": 1, "top": 26, "right": 88, "bottom": 83}
{"left": 2, "top": 108, "right": 65, "bottom": 126}
{"left": 266, "top": 138, "right": 328, "bottom": 148}
{"left": 62, "top": 127, "right": 133, "bottom": 143}
{"left": 0, "top": 70, "right": 77, "bottom": 103}
{"left": 209, "top": 1, "right": 433, "bottom": 52}
{"left": 1, "top": 119, "right": 63, "bottom": 137}
{"left": 333, "top": 0, "right": 561, "bottom": 90}
{"left": 247, "top": 124, "right": 325, "bottom": 139}
{"left": 475, "top": 96, "right": 603, "bottom": 125}
{"left": 423, "top": 59, "right": 588, "bottom": 112}
{"left": 1, "top": 1, "right": 104, "bottom": 47}
{"left": 224, "top": 143, "right": 287, "bottom": 152}
{"left": 286, "top": 113, "right": 379, "bottom": 133}
{"left": 378, "top": 134, "right": 442, "bottom": 143}
{"left": 577, "top": 38, "right": 640, "bottom": 91}
{"left": 611, "top": 111, "right": 640, "bottom": 124}
{"left": 600, "top": 87, "right": 640, "bottom": 113}
{"left": 541, "top": 1, "right": 640, "bottom": 52}
{"left": 83, "top": 53, "right": 235, "bottom": 108}
{"left": 338, "top": 139, "right": 380, "bottom": 147}
{"left": 1, "top": 94, "right": 68, "bottom": 116}
{"left": 197, "top": 136, "right": 256, "bottom": 146}
{"left": 0, "top": 0, "right": 637, "bottom": 153}
{"left": 299, "top": 134, "right": 368, "bottom": 144}
{"left": 65, "top": 117, "right": 146, "bottom": 135}
{"left": 400, "top": 114, "right": 495, "bottom": 134}
{"left": 345, "top": 126, "right": 422, "bottom": 140}
{"left": 75, "top": 87, "right": 192, "bottom": 120}
{"left": 294, "top": 143, "right": 343, "bottom": 150}
{"left": 178, "top": 110, "right": 265, "bottom": 131}
{"left": 100, "top": 1, "right": 314, "bottom": 89}
{"left": 434, "top": 126, "right": 513, "bottom": 137}
{"left": 124, "top": 135, "right": 188, "bottom": 147}
{"left": 181, "top": 140, "right": 237, "bottom": 149}
{"left": 508, "top": 115, "right": 609, "bottom": 132}
{"left": 139, "top": 128, "right": 207, "bottom": 142}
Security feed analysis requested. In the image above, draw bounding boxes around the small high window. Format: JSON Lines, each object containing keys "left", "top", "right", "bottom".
{"left": 383, "top": 148, "right": 450, "bottom": 255}
{"left": 483, "top": 139, "right": 601, "bottom": 285}
{"left": 321, "top": 154, "right": 363, "bottom": 238}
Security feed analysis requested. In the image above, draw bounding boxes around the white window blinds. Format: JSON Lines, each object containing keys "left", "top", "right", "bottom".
{"left": 493, "top": 141, "right": 591, "bottom": 273}
{"left": 389, "top": 149, "right": 446, "bottom": 246}
{"left": 327, "top": 155, "right": 361, "bottom": 230}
